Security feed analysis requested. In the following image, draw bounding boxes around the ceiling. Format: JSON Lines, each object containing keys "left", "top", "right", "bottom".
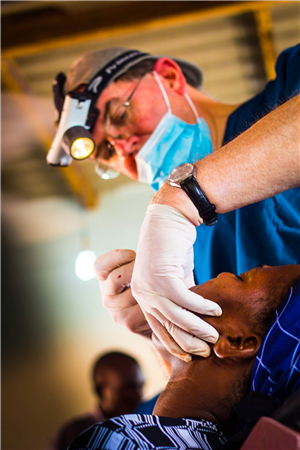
{"left": 2, "top": 0, "right": 300, "bottom": 209}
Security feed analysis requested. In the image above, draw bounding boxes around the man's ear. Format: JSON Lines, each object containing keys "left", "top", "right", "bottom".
{"left": 213, "top": 334, "right": 262, "bottom": 360}
{"left": 154, "top": 57, "right": 186, "bottom": 95}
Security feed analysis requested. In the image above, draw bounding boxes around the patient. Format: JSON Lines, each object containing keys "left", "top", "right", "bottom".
{"left": 69, "top": 265, "right": 300, "bottom": 450}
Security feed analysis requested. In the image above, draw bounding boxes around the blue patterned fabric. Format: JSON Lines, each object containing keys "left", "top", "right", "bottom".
{"left": 193, "top": 44, "right": 300, "bottom": 284}
{"left": 68, "top": 415, "right": 226, "bottom": 450}
{"left": 251, "top": 279, "right": 300, "bottom": 402}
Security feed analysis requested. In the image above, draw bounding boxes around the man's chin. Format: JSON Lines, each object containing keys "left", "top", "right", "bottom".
{"left": 123, "top": 158, "right": 138, "bottom": 180}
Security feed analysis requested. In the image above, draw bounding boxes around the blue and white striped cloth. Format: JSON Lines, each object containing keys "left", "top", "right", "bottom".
{"left": 68, "top": 414, "right": 226, "bottom": 450}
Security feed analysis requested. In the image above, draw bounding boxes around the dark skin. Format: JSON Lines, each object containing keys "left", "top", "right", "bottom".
{"left": 152, "top": 265, "right": 300, "bottom": 426}
{"left": 94, "top": 360, "right": 145, "bottom": 418}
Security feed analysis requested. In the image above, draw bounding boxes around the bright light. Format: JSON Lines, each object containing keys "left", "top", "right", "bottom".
{"left": 95, "top": 164, "right": 120, "bottom": 180}
{"left": 75, "top": 250, "right": 97, "bottom": 281}
{"left": 71, "top": 138, "right": 94, "bottom": 159}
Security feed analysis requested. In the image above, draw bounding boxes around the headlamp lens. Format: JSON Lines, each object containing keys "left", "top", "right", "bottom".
{"left": 63, "top": 126, "right": 95, "bottom": 160}
{"left": 70, "top": 137, "right": 95, "bottom": 160}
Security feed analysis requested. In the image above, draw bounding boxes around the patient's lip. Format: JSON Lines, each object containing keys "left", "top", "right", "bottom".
{"left": 217, "top": 272, "right": 236, "bottom": 279}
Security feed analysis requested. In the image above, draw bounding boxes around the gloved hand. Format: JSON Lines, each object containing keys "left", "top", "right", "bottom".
{"left": 94, "top": 249, "right": 151, "bottom": 338}
{"left": 131, "top": 204, "right": 222, "bottom": 361}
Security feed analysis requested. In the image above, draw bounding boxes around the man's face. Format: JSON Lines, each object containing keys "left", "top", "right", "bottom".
{"left": 88, "top": 73, "right": 168, "bottom": 180}
{"left": 88, "top": 66, "right": 194, "bottom": 180}
{"left": 96, "top": 364, "right": 145, "bottom": 417}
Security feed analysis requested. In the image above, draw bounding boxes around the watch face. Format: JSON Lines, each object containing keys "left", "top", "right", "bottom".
{"left": 170, "top": 163, "right": 194, "bottom": 183}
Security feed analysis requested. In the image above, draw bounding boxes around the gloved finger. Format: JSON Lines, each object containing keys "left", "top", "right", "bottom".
{"left": 103, "top": 260, "right": 135, "bottom": 296}
{"left": 94, "top": 249, "right": 136, "bottom": 281}
{"left": 102, "top": 287, "right": 137, "bottom": 311}
{"left": 184, "top": 271, "right": 195, "bottom": 289}
{"left": 145, "top": 312, "right": 192, "bottom": 363}
{"left": 102, "top": 290, "right": 151, "bottom": 338}
{"left": 148, "top": 299, "right": 219, "bottom": 344}
{"left": 114, "top": 304, "right": 151, "bottom": 337}
{"left": 153, "top": 309, "right": 211, "bottom": 357}
{"left": 152, "top": 278, "right": 222, "bottom": 317}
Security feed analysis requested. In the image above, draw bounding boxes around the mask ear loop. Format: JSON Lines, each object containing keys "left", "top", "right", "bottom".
{"left": 153, "top": 71, "right": 199, "bottom": 122}
{"left": 184, "top": 92, "right": 200, "bottom": 121}
{"left": 152, "top": 71, "right": 172, "bottom": 113}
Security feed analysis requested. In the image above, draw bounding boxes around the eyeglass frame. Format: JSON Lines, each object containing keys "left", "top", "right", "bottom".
{"left": 94, "top": 74, "right": 147, "bottom": 177}
{"left": 105, "top": 73, "right": 148, "bottom": 142}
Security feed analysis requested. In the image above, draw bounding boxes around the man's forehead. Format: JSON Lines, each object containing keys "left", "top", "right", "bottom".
{"left": 95, "top": 79, "right": 134, "bottom": 104}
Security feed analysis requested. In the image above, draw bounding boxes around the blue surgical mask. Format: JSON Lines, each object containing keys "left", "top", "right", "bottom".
{"left": 136, "top": 71, "right": 213, "bottom": 191}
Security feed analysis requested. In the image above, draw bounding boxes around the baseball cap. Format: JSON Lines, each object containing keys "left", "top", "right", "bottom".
{"left": 64, "top": 47, "right": 203, "bottom": 96}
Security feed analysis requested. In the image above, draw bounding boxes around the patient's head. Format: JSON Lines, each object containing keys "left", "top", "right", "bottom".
{"left": 152, "top": 265, "right": 300, "bottom": 423}
{"left": 93, "top": 351, "right": 144, "bottom": 418}
{"left": 195, "top": 264, "right": 300, "bottom": 358}
{"left": 157, "top": 265, "right": 300, "bottom": 363}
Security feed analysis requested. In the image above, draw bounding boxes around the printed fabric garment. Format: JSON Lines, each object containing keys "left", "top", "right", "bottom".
{"left": 193, "top": 43, "right": 300, "bottom": 284}
{"left": 251, "top": 278, "right": 300, "bottom": 402}
{"left": 68, "top": 414, "right": 227, "bottom": 450}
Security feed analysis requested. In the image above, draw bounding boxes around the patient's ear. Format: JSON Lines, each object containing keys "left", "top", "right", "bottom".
{"left": 213, "top": 334, "right": 262, "bottom": 360}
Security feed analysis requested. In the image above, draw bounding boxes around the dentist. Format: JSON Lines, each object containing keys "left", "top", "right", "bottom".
{"left": 49, "top": 46, "right": 300, "bottom": 361}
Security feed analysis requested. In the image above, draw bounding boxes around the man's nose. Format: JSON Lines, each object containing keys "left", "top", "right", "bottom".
{"left": 112, "top": 135, "right": 140, "bottom": 158}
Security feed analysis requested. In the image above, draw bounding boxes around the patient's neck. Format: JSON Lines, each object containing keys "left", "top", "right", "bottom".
{"left": 153, "top": 356, "right": 253, "bottom": 425}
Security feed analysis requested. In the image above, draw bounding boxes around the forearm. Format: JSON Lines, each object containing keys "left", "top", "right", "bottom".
{"left": 152, "top": 94, "right": 300, "bottom": 224}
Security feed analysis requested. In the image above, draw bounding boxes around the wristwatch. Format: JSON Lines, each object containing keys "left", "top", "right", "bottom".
{"left": 168, "top": 163, "right": 217, "bottom": 226}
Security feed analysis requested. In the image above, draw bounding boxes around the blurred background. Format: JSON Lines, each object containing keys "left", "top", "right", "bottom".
{"left": 1, "top": 1, "right": 299, "bottom": 449}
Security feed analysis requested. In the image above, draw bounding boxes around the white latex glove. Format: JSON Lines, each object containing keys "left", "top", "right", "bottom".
{"left": 94, "top": 249, "right": 151, "bottom": 338}
{"left": 131, "top": 204, "right": 222, "bottom": 361}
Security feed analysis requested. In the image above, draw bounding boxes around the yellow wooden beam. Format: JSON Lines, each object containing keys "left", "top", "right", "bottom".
{"left": 254, "top": 7, "right": 277, "bottom": 80}
{"left": 1, "top": 57, "right": 98, "bottom": 209}
{"left": 2, "top": 1, "right": 291, "bottom": 59}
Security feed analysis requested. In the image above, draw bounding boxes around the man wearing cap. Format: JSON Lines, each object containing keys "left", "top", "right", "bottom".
{"left": 49, "top": 45, "right": 300, "bottom": 361}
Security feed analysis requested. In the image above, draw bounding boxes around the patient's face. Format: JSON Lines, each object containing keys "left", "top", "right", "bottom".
{"left": 192, "top": 264, "right": 300, "bottom": 315}
{"left": 189, "top": 265, "right": 300, "bottom": 338}
{"left": 191, "top": 264, "right": 300, "bottom": 308}
{"left": 152, "top": 265, "right": 300, "bottom": 361}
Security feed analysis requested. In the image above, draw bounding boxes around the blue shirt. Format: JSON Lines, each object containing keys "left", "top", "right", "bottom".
{"left": 194, "top": 44, "right": 300, "bottom": 284}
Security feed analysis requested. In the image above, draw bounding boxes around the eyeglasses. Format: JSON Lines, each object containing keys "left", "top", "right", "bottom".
{"left": 105, "top": 75, "right": 145, "bottom": 142}
{"left": 94, "top": 74, "right": 147, "bottom": 175}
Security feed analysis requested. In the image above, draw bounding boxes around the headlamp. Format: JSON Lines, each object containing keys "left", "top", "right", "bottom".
{"left": 48, "top": 52, "right": 147, "bottom": 172}
{"left": 63, "top": 126, "right": 95, "bottom": 160}
{"left": 47, "top": 77, "right": 98, "bottom": 167}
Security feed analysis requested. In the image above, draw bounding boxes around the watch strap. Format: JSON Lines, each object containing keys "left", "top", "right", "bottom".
{"left": 181, "top": 176, "right": 217, "bottom": 226}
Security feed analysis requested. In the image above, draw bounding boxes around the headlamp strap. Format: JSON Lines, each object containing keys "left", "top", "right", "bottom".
{"left": 53, "top": 50, "right": 148, "bottom": 127}
{"left": 53, "top": 72, "right": 67, "bottom": 123}
{"left": 86, "top": 50, "right": 149, "bottom": 98}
